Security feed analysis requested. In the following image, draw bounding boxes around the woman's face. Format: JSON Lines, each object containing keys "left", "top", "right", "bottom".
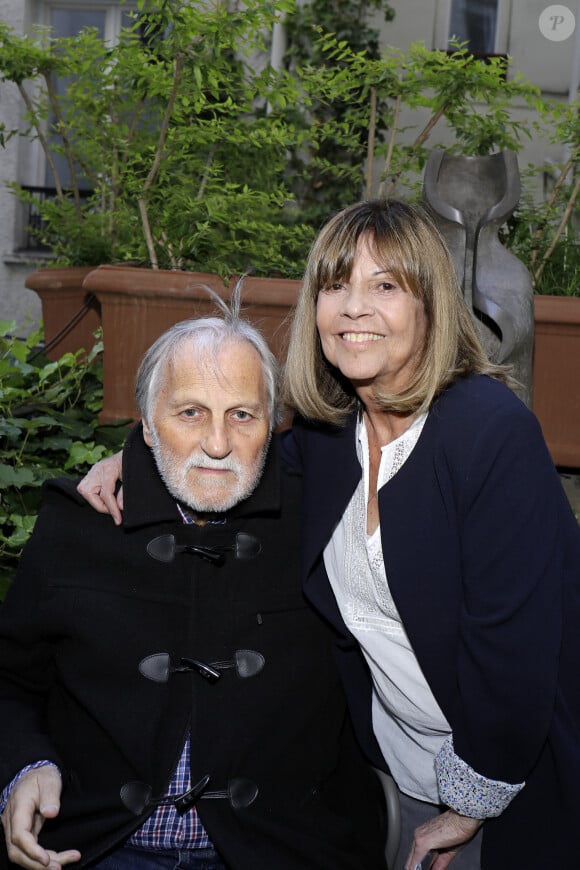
{"left": 315, "top": 238, "right": 428, "bottom": 398}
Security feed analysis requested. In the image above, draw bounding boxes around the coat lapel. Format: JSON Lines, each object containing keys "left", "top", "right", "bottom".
{"left": 297, "top": 415, "right": 361, "bottom": 627}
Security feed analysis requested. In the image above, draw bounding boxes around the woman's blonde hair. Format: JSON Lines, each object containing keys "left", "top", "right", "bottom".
{"left": 283, "top": 199, "right": 509, "bottom": 425}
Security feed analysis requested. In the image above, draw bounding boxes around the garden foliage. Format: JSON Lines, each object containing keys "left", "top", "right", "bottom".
{"left": 1, "top": 0, "right": 580, "bottom": 291}
{"left": 0, "top": 323, "right": 128, "bottom": 595}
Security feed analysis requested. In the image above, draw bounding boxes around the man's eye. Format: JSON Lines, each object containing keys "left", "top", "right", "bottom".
{"left": 181, "top": 409, "right": 199, "bottom": 418}
{"left": 232, "top": 410, "right": 252, "bottom": 421}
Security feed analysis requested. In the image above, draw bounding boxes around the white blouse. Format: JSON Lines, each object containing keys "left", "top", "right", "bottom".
{"left": 323, "top": 412, "right": 524, "bottom": 815}
{"left": 323, "top": 412, "right": 450, "bottom": 802}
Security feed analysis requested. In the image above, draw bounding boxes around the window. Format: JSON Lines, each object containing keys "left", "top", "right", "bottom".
{"left": 435, "top": 0, "right": 511, "bottom": 56}
{"left": 35, "top": 1, "right": 131, "bottom": 44}
{"left": 449, "top": 0, "right": 498, "bottom": 54}
{"left": 17, "top": 2, "right": 133, "bottom": 248}
{"left": 44, "top": 4, "right": 134, "bottom": 187}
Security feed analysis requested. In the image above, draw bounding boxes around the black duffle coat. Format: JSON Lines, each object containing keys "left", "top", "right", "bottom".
{"left": 0, "top": 427, "right": 386, "bottom": 869}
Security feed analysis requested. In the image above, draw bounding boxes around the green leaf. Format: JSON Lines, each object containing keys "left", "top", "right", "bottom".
{"left": 0, "top": 320, "right": 17, "bottom": 337}
{"left": 4, "top": 514, "right": 38, "bottom": 546}
{"left": 0, "top": 466, "right": 37, "bottom": 488}
{"left": 64, "top": 441, "right": 108, "bottom": 470}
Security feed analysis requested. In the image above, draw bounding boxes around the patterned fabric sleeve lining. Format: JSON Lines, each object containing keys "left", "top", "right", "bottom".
{"left": 435, "top": 735, "right": 524, "bottom": 818}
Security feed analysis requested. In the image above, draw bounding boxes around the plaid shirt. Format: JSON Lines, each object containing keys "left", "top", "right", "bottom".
{"left": 128, "top": 736, "right": 210, "bottom": 849}
{"left": 129, "top": 503, "right": 213, "bottom": 848}
{"left": 1, "top": 743, "right": 210, "bottom": 851}
{"left": 0, "top": 504, "right": 212, "bottom": 851}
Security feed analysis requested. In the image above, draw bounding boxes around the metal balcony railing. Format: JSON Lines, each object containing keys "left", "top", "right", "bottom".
{"left": 18, "top": 185, "right": 93, "bottom": 251}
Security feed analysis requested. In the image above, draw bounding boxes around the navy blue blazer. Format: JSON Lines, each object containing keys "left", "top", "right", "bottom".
{"left": 281, "top": 374, "right": 580, "bottom": 869}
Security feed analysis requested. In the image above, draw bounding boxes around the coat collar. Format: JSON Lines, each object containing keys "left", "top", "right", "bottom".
{"left": 122, "top": 424, "right": 282, "bottom": 529}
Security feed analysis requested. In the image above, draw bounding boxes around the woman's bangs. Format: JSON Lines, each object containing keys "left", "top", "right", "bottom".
{"left": 364, "top": 231, "right": 423, "bottom": 298}
{"left": 315, "top": 229, "right": 358, "bottom": 291}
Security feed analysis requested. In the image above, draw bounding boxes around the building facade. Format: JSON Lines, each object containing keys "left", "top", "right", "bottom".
{"left": 1, "top": 0, "right": 578, "bottom": 333}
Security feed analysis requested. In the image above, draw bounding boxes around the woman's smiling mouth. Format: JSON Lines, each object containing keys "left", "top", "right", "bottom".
{"left": 340, "top": 332, "right": 384, "bottom": 343}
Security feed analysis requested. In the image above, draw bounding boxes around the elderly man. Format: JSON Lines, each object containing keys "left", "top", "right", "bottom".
{"left": 0, "top": 305, "right": 385, "bottom": 870}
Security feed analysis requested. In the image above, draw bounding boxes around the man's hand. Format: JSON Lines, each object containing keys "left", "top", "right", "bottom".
{"left": 77, "top": 451, "right": 124, "bottom": 525}
{"left": 404, "top": 809, "right": 483, "bottom": 870}
{"left": 1, "top": 766, "right": 81, "bottom": 869}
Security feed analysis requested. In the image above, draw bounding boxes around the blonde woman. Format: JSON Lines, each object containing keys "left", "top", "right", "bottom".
{"left": 280, "top": 199, "right": 580, "bottom": 870}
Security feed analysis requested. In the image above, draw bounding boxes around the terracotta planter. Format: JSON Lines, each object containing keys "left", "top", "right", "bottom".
{"left": 24, "top": 267, "right": 102, "bottom": 360}
{"left": 532, "top": 295, "right": 580, "bottom": 468}
{"left": 82, "top": 265, "right": 301, "bottom": 423}
{"left": 27, "top": 264, "right": 579, "bottom": 468}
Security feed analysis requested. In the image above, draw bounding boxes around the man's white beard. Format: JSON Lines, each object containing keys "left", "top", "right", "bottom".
{"left": 149, "top": 434, "right": 270, "bottom": 513}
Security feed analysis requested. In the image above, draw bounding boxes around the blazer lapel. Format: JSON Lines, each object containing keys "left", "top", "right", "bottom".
{"left": 299, "top": 415, "right": 361, "bottom": 625}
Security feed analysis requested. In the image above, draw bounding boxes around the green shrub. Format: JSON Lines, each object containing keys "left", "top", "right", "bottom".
{"left": 0, "top": 322, "right": 129, "bottom": 598}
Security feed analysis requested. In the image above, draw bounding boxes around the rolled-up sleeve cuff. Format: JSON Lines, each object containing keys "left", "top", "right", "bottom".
{"left": 435, "top": 735, "right": 524, "bottom": 818}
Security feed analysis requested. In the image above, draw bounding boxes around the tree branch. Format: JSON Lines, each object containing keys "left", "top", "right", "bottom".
{"left": 534, "top": 173, "right": 580, "bottom": 286}
{"left": 138, "top": 50, "right": 185, "bottom": 269}
{"left": 366, "top": 86, "right": 377, "bottom": 199}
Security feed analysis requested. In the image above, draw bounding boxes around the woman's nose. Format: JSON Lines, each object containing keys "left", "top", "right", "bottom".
{"left": 342, "top": 286, "right": 372, "bottom": 318}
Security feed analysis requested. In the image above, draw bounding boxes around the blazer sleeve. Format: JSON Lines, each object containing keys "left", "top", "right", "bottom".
{"left": 277, "top": 426, "right": 303, "bottom": 476}
{"left": 447, "top": 401, "right": 576, "bottom": 786}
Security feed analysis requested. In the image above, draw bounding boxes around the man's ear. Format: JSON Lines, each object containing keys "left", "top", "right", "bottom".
{"left": 142, "top": 419, "right": 153, "bottom": 447}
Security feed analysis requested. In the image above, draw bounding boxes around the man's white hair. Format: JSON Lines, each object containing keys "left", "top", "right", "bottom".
{"left": 135, "top": 279, "right": 280, "bottom": 431}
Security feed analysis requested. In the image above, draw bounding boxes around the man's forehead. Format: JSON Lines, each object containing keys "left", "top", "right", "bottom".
{"left": 164, "top": 340, "right": 267, "bottom": 403}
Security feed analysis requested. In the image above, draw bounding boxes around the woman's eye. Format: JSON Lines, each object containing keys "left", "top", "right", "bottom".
{"left": 378, "top": 281, "right": 395, "bottom": 292}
